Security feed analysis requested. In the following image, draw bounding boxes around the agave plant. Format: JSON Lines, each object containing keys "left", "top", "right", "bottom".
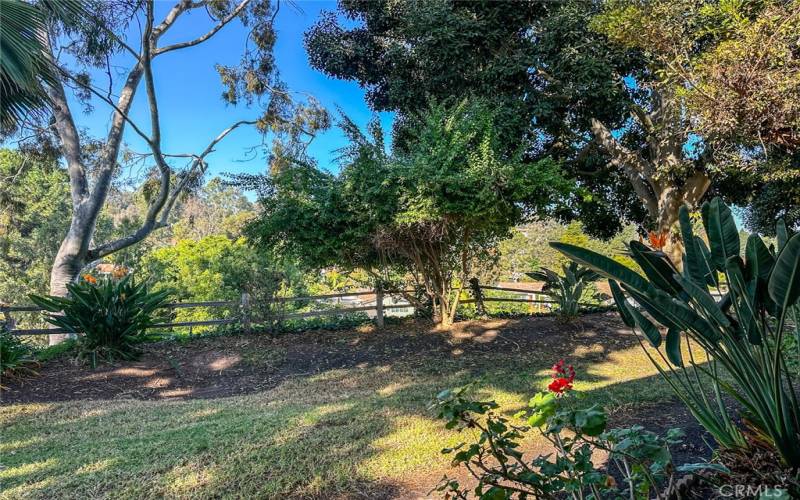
{"left": 551, "top": 198, "right": 800, "bottom": 467}
{"left": 30, "top": 275, "right": 171, "bottom": 365}
{"left": 526, "top": 262, "right": 599, "bottom": 322}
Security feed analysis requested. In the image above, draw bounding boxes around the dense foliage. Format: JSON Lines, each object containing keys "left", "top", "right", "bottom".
{"left": 0, "top": 150, "right": 70, "bottom": 304}
{"left": 554, "top": 198, "right": 800, "bottom": 469}
{"left": 243, "top": 100, "right": 572, "bottom": 325}
{"left": 593, "top": 0, "right": 800, "bottom": 233}
{"left": 0, "top": 329, "right": 38, "bottom": 387}
{"left": 140, "top": 235, "right": 302, "bottom": 329}
{"left": 30, "top": 274, "right": 171, "bottom": 365}
{"left": 305, "top": 0, "right": 662, "bottom": 237}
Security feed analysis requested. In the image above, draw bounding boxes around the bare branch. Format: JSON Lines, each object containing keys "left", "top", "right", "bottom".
{"left": 88, "top": 119, "right": 257, "bottom": 259}
{"left": 42, "top": 27, "right": 87, "bottom": 203}
{"left": 153, "top": 0, "right": 250, "bottom": 56}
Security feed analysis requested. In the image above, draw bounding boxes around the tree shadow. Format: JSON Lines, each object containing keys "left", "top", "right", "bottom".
{"left": 0, "top": 313, "right": 720, "bottom": 498}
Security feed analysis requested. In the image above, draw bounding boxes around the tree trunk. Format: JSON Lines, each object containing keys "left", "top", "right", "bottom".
{"left": 47, "top": 217, "right": 93, "bottom": 345}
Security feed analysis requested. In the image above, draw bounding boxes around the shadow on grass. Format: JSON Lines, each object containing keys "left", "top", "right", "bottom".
{"left": 0, "top": 313, "right": 715, "bottom": 499}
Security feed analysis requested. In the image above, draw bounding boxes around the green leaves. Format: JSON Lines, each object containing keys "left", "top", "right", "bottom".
{"left": 769, "top": 233, "right": 800, "bottom": 311}
{"left": 554, "top": 197, "right": 800, "bottom": 465}
{"left": 29, "top": 275, "right": 171, "bottom": 365}
{"left": 627, "top": 303, "right": 662, "bottom": 348}
{"left": 550, "top": 242, "right": 650, "bottom": 292}
{"left": 702, "top": 198, "right": 740, "bottom": 271}
{"left": 679, "top": 205, "right": 705, "bottom": 287}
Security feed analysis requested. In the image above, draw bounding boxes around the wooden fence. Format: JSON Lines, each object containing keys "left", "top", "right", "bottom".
{"left": 0, "top": 282, "right": 595, "bottom": 337}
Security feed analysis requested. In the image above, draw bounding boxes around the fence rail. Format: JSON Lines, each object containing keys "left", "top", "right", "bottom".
{"left": 1, "top": 282, "right": 591, "bottom": 337}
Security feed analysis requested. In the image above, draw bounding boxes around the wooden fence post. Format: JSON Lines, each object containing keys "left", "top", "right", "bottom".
{"left": 468, "top": 277, "right": 486, "bottom": 317}
{"left": 241, "top": 292, "right": 252, "bottom": 334}
{"left": 375, "top": 283, "right": 385, "bottom": 329}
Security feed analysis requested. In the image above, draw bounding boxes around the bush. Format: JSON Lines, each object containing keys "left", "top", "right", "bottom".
{"left": 430, "top": 360, "right": 721, "bottom": 498}
{"left": 30, "top": 274, "right": 171, "bottom": 366}
{"left": 552, "top": 197, "right": 800, "bottom": 468}
{"left": 527, "top": 262, "right": 601, "bottom": 322}
{"left": 0, "top": 329, "right": 38, "bottom": 387}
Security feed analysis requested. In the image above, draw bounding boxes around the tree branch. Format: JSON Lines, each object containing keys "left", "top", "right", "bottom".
{"left": 153, "top": 0, "right": 250, "bottom": 56}
{"left": 88, "top": 119, "right": 256, "bottom": 259}
{"left": 589, "top": 118, "right": 659, "bottom": 217}
{"left": 682, "top": 170, "right": 711, "bottom": 208}
{"left": 43, "top": 31, "right": 87, "bottom": 204}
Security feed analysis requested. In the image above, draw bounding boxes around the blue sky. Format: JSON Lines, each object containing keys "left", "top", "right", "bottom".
{"left": 70, "top": 1, "right": 392, "bottom": 181}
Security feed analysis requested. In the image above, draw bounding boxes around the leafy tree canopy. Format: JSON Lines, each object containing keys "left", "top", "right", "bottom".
{"left": 592, "top": 0, "right": 800, "bottom": 233}
{"left": 305, "top": 0, "right": 650, "bottom": 237}
{"left": 241, "top": 100, "right": 573, "bottom": 324}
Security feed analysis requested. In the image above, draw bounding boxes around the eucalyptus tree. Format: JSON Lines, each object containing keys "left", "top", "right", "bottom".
{"left": 7, "top": 0, "right": 328, "bottom": 343}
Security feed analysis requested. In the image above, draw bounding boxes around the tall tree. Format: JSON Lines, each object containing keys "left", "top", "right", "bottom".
{"left": 8, "top": 0, "right": 328, "bottom": 343}
{"left": 304, "top": 0, "right": 709, "bottom": 249}
{"left": 242, "top": 101, "right": 572, "bottom": 326}
{"left": 593, "top": 0, "right": 800, "bottom": 233}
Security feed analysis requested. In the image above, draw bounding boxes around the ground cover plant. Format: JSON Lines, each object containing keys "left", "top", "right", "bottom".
{"left": 0, "top": 313, "right": 712, "bottom": 499}
{"left": 0, "top": 329, "right": 38, "bottom": 388}
{"left": 554, "top": 198, "right": 800, "bottom": 490}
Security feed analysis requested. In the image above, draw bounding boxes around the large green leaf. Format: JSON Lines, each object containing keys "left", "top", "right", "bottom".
{"left": 769, "top": 233, "right": 800, "bottom": 311}
{"left": 703, "top": 198, "right": 740, "bottom": 272}
{"left": 695, "top": 237, "right": 719, "bottom": 288}
{"left": 550, "top": 242, "right": 650, "bottom": 293}
{"left": 666, "top": 328, "right": 683, "bottom": 366}
{"left": 679, "top": 205, "right": 706, "bottom": 287}
{"left": 621, "top": 284, "right": 679, "bottom": 331}
{"left": 609, "top": 280, "right": 634, "bottom": 327}
{"left": 776, "top": 219, "right": 790, "bottom": 252}
{"left": 627, "top": 304, "right": 662, "bottom": 348}
{"left": 745, "top": 234, "right": 774, "bottom": 283}
{"left": 629, "top": 241, "right": 683, "bottom": 297}
{"left": 674, "top": 274, "right": 730, "bottom": 329}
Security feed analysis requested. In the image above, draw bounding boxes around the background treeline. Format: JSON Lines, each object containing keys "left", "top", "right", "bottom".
{"left": 1, "top": 145, "right": 626, "bottom": 318}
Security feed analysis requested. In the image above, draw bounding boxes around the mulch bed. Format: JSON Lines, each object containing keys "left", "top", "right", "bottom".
{"left": 3, "top": 313, "right": 633, "bottom": 404}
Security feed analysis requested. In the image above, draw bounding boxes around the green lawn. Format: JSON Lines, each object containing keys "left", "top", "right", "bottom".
{"left": 1, "top": 317, "right": 688, "bottom": 499}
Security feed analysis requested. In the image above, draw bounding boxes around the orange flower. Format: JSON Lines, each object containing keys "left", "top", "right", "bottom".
{"left": 82, "top": 274, "right": 97, "bottom": 285}
{"left": 647, "top": 230, "right": 668, "bottom": 251}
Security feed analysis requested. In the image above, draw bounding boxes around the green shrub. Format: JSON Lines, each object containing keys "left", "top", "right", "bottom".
{"left": 552, "top": 197, "right": 800, "bottom": 467}
{"left": 30, "top": 275, "right": 171, "bottom": 366}
{"left": 526, "top": 262, "right": 600, "bottom": 322}
{"left": 430, "top": 361, "right": 722, "bottom": 499}
{"left": 0, "top": 329, "right": 38, "bottom": 387}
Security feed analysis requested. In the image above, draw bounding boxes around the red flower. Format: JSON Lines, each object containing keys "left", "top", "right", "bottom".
{"left": 548, "top": 377, "right": 573, "bottom": 394}
{"left": 548, "top": 359, "right": 575, "bottom": 396}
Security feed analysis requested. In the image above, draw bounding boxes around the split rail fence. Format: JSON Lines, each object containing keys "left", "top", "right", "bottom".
{"left": 1, "top": 282, "right": 596, "bottom": 337}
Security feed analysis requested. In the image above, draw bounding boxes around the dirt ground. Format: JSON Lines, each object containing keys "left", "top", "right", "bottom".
{"left": 1, "top": 313, "right": 715, "bottom": 498}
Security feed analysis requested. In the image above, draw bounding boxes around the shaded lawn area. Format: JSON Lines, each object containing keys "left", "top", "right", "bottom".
{"left": 0, "top": 313, "right": 711, "bottom": 499}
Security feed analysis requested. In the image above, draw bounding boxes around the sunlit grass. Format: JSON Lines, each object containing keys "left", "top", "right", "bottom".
{"left": 1, "top": 329, "right": 689, "bottom": 499}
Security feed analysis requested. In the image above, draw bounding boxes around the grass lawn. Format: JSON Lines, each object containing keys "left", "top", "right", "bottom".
{"left": 0, "top": 314, "right": 703, "bottom": 499}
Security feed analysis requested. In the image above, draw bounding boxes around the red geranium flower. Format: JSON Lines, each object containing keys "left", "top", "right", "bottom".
{"left": 549, "top": 359, "right": 575, "bottom": 396}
